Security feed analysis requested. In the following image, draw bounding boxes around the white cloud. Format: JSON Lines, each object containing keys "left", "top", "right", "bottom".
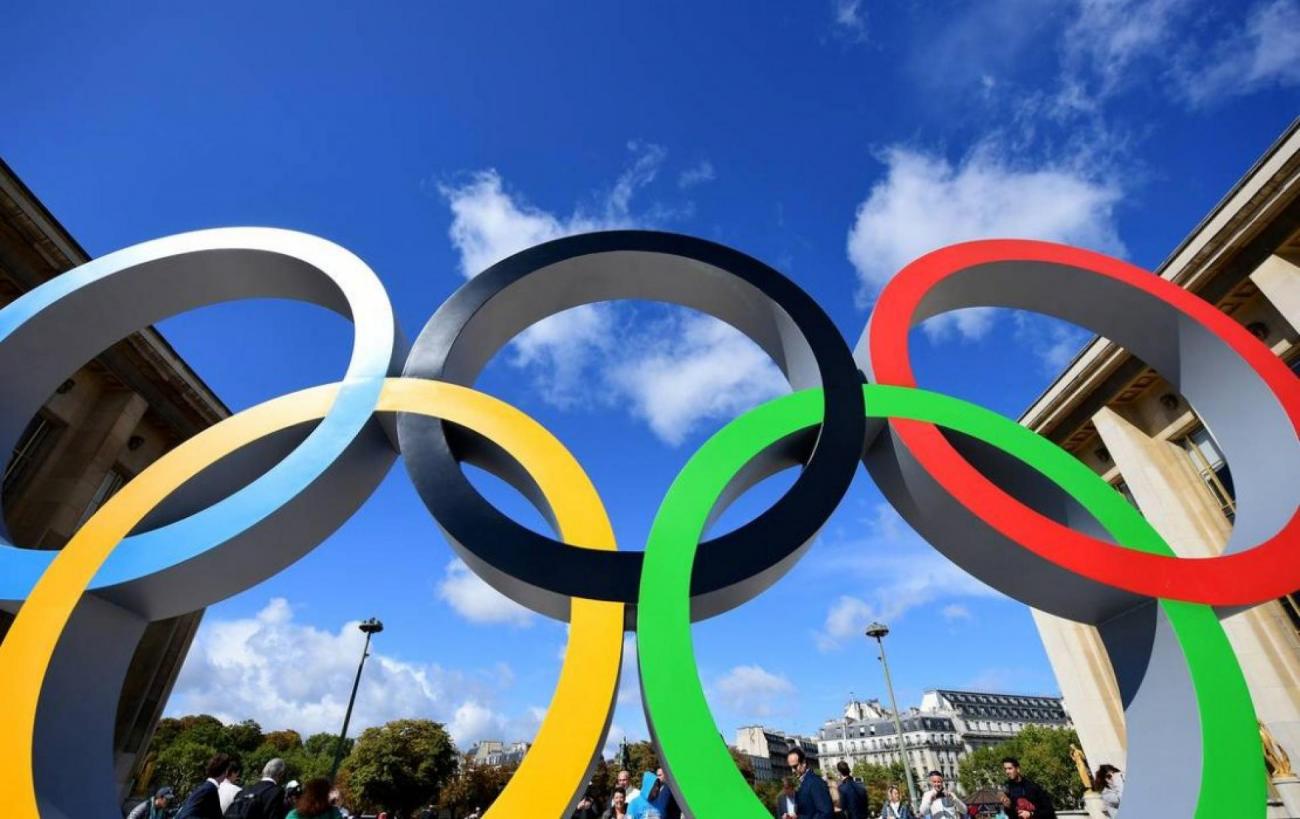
{"left": 678, "top": 160, "right": 716, "bottom": 189}
{"left": 941, "top": 604, "right": 972, "bottom": 621}
{"left": 814, "top": 505, "right": 1006, "bottom": 650}
{"left": 168, "top": 598, "right": 528, "bottom": 747}
{"left": 607, "top": 313, "right": 789, "bottom": 446}
{"left": 712, "top": 665, "right": 796, "bottom": 719}
{"left": 437, "top": 558, "right": 536, "bottom": 627}
{"left": 832, "top": 0, "right": 868, "bottom": 40}
{"left": 440, "top": 147, "right": 787, "bottom": 444}
{"left": 1175, "top": 0, "right": 1300, "bottom": 106}
{"left": 1012, "top": 311, "right": 1094, "bottom": 373}
{"left": 846, "top": 143, "right": 1124, "bottom": 340}
{"left": 1060, "top": 0, "right": 1188, "bottom": 105}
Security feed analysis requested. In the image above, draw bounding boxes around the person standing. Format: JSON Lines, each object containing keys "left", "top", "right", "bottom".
{"left": 917, "top": 771, "right": 965, "bottom": 818}
{"left": 286, "top": 779, "right": 342, "bottom": 819}
{"left": 782, "top": 747, "right": 832, "bottom": 819}
{"left": 218, "top": 760, "right": 243, "bottom": 814}
{"left": 223, "top": 757, "right": 289, "bottom": 819}
{"left": 177, "top": 754, "right": 232, "bottom": 819}
{"left": 1001, "top": 758, "right": 1055, "bottom": 819}
{"left": 834, "top": 761, "right": 869, "bottom": 819}
{"left": 602, "top": 787, "right": 630, "bottom": 818}
{"left": 616, "top": 770, "right": 641, "bottom": 804}
{"left": 1093, "top": 764, "right": 1122, "bottom": 818}
{"left": 128, "top": 786, "right": 177, "bottom": 819}
{"left": 879, "top": 785, "right": 915, "bottom": 819}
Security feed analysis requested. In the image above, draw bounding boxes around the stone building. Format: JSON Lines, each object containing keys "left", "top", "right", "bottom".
{"left": 1020, "top": 119, "right": 1300, "bottom": 777}
{"left": 815, "top": 699, "right": 963, "bottom": 785}
{"left": 735, "top": 725, "right": 821, "bottom": 783}
{"left": 0, "top": 159, "right": 228, "bottom": 798}
{"left": 469, "top": 739, "right": 531, "bottom": 766}
{"left": 918, "top": 689, "right": 1071, "bottom": 753}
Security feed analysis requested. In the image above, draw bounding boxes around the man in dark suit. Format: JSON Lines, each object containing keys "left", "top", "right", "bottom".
{"left": 782, "top": 747, "right": 833, "bottom": 819}
{"left": 834, "top": 761, "right": 870, "bottom": 819}
{"left": 176, "top": 753, "right": 231, "bottom": 819}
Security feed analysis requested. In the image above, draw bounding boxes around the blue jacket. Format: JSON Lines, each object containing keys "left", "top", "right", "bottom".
{"left": 837, "top": 777, "right": 870, "bottom": 819}
{"left": 175, "top": 780, "right": 222, "bottom": 819}
{"left": 794, "top": 770, "right": 833, "bottom": 819}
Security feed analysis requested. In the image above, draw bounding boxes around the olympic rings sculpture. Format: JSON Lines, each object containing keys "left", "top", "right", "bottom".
{"left": 0, "top": 228, "right": 1294, "bottom": 819}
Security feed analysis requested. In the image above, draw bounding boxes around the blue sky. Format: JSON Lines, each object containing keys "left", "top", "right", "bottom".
{"left": 3, "top": 1, "right": 1297, "bottom": 753}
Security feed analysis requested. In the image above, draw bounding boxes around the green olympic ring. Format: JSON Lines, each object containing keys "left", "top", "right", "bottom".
{"left": 637, "top": 384, "right": 1262, "bottom": 818}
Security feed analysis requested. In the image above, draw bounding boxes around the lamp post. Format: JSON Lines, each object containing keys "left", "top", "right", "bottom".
{"left": 330, "top": 617, "right": 384, "bottom": 781}
{"left": 865, "top": 622, "right": 919, "bottom": 808}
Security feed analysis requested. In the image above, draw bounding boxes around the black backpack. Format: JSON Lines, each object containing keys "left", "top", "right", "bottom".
{"left": 223, "top": 780, "right": 279, "bottom": 819}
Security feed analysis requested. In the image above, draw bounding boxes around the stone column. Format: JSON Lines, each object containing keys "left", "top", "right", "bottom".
{"left": 1251, "top": 255, "right": 1300, "bottom": 329}
{"left": 1029, "top": 610, "right": 1127, "bottom": 770}
{"left": 1092, "top": 405, "right": 1300, "bottom": 760}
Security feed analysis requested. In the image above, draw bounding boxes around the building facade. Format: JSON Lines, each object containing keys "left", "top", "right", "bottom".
{"left": 0, "top": 159, "right": 229, "bottom": 798}
{"left": 814, "top": 692, "right": 1069, "bottom": 787}
{"left": 469, "top": 740, "right": 531, "bottom": 766}
{"left": 1020, "top": 119, "right": 1300, "bottom": 778}
{"left": 919, "top": 689, "right": 1071, "bottom": 753}
{"left": 735, "top": 725, "right": 822, "bottom": 783}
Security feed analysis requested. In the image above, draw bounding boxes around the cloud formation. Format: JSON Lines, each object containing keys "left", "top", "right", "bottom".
{"left": 168, "top": 598, "right": 536, "bottom": 748}
{"left": 712, "top": 664, "right": 797, "bottom": 719}
{"left": 437, "top": 558, "right": 537, "bottom": 627}
{"left": 439, "top": 148, "right": 783, "bottom": 444}
{"left": 846, "top": 143, "right": 1124, "bottom": 340}
{"left": 814, "top": 505, "right": 1006, "bottom": 650}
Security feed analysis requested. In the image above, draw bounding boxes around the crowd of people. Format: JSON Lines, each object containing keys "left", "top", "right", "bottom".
{"left": 129, "top": 750, "right": 1122, "bottom": 819}
{"left": 768, "top": 751, "right": 1111, "bottom": 819}
{"left": 128, "top": 754, "right": 350, "bottom": 819}
{"left": 570, "top": 767, "right": 684, "bottom": 818}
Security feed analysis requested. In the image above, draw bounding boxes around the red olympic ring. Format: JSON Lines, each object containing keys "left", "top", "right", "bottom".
{"left": 866, "top": 239, "right": 1300, "bottom": 607}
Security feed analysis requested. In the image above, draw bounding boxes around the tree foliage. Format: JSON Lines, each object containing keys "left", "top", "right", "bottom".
{"left": 342, "top": 719, "right": 457, "bottom": 815}
{"left": 139, "top": 715, "right": 353, "bottom": 799}
{"left": 852, "top": 760, "right": 911, "bottom": 808}
{"left": 956, "top": 725, "right": 1085, "bottom": 810}
{"left": 437, "top": 755, "right": 516, "bottom": 816}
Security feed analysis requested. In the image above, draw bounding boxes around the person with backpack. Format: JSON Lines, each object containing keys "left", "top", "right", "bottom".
{"left": 223, "top": 758, "right": 289, "bottom": 819}
{"left": 835, "top": 761, "right": 870, "bottom": 819}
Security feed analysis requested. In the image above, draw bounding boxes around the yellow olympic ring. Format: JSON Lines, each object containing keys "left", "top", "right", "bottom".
{"left": 0, "top": 378, "right": 623, "bottom": 818}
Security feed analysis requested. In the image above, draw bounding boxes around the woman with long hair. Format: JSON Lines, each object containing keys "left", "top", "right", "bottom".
{"left": 286, "top": 778, "right": 343, "bottom": 819}
{"left": 1094, "top": 764, "right": 1122, "bottom": 817}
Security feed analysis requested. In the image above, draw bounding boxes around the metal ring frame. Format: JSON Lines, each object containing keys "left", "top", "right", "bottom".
{"left": 0, "top": 230, "right": 1292, "bottom": 819}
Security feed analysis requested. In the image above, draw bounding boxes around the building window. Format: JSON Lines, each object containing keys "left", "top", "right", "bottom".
{"left": 1180, "top": 426, "right": 1236, "bottom": 521}
{"left": 75, "top": 467, "right": 128, "bottom": 530}
{"left": 3, "top": 413, "right": 60, "bottom": 501}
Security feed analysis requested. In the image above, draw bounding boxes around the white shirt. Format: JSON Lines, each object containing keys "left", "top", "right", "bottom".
{"left": 918, "top": 790, "right": 966, "bottom": 818}
{"left": 218, "top": 779, "right": 241, "bottom": 812}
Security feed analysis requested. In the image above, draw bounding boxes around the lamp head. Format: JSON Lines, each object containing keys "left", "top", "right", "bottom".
{"left": 359, "top": 618, "right": 384, "bottom": 635}
{"left": 864, "top": 622, "right": 889, "bottom": 640}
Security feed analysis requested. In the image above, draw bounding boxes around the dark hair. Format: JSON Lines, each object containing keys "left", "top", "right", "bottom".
{"left": 204, "top": 753, "right": 232, "bottom": 780}
{"left": 1001, "top": 757, "right": 1020, "bottom": 768}
{"left": 225, "top": 759, "right": 241, "bottom": 776}
{"left": 927, "top": 770, "right": 943, "bottom": 779}
{"left": 787, "top": 747, "right": 807, "bottom": 764}
{"left": 296, "top": 778, "right": 332, "bottom": 817}
{"left": 836, "top": 761, "right": 851, "bottom": 777}
{"left": 1094, "top": 764, "right": 1120, "bottom": 791}
{"left": 613, "top": 787, "right": 626, "bottom": 797}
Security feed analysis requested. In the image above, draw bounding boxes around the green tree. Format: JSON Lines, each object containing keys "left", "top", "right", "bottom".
{"left": 622, "top": 741, "right": 660, "bottom": 778}
{"left": 304, "top": 732, "right": 353, "bottom": 760}
{"left": 956, "top": 725, "right": 1084, "bottom": 810}
{"left": 437, "top": 756, "right": 516, "bottom": 816}
{"left": 263, "top": 729, "right": 304, "bottom": 752}
{"left": 341, "top": 719, "right": 457, "bottom": 815}
{"left": 223, "top": 720, "right": 264, "bottom": 755}
{"left": 852, "top": 760, "right": 910, "bottom": 808}
{"left": 153, "top": 737, "right": 217, "bottom": 796}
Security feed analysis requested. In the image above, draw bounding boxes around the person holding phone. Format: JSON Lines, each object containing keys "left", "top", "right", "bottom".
{"left": 917, "top": 771, "right": 965, "bottom": 818}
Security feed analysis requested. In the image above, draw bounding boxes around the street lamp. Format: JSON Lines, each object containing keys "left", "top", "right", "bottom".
{"left": 865, "top": 622, "right": 919, "bottom": 808}
{"left": 330, "top": 617, "right": 384, "bottom": 781}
